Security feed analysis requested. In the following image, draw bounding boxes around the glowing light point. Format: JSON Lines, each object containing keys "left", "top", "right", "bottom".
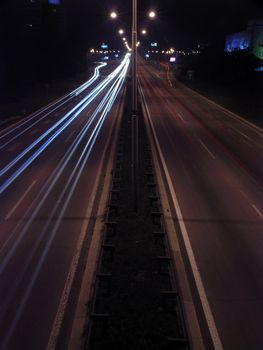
{"left": 148, "top": 11, "right": 156, "bottom": 18}
{"left": 110, "top": 11, "right": 117, "bottom": 19}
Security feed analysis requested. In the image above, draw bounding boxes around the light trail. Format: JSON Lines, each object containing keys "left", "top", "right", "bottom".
{"left": 0, "top": 55, "right": 130, "bottom": 267}
{"left": 0, "top": 55, "right": 130, "bottom": 193}
{"left": 0, "top": 55, "right": 129, "bottom": 350}
{"left": 0, "top": 62, "right": 106, "bottom": 142}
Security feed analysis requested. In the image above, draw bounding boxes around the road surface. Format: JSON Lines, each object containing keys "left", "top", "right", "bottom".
{"left": 139, "top": 60, "right": 263, "bottom": 350}
{"left": 0, "top": 55, "right": 130, "bottom": 350}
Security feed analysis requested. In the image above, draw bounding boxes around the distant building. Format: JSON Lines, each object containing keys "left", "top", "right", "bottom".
{"left": 225, "top": 20, "right": 263, "bottom": 60}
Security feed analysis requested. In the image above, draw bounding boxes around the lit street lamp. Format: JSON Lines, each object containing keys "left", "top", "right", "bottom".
{"left": 109, "top": 3, "right": 156, "bottom": 211}
{"left": 110, "top": 11, "right": 117, "bottom": 19}
{"left": 141, "top": 29, "right": 147, "bottom": 35}
{"left": 118, "top": 29, "right": 124, "bottom": 35}
{"left": 148, "top": 10, "right": 156, "bottom": 18}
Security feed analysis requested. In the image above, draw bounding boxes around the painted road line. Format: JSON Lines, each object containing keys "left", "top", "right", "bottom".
{"left": 179, "top": 80, "right": 263, "bottom": 136}
{"left": 199, "top": 139, "right": 216, "bottom": 159}
{"left": 237, "top": 130, "right": 249, "bottom": 139}
{"left": 251, "top": 204, "right": 263, "bottom": 220}
{"left": 177, "top": 112, "right": 186, "bottom": 123}
{"left": 140, "top": 83, "right": 223, "bottom": 350}
{"left": 5, "top": 180, "right": 37, "bottom": 220}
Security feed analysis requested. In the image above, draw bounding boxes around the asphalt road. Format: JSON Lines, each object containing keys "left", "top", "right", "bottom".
{"left": 0, "top": 55, "right": 129, "bottom": 350}
{"left": 139, "top": 60, "right": 263, "bottom": 350}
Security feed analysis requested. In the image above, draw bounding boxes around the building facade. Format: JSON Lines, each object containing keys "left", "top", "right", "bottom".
{"left": 225, "top": 20, "right": 263, "bottom": 60}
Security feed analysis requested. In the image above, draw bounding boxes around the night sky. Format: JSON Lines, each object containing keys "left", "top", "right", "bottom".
{"left": 0, "top": 0, "right": 262, "bottom": 87}
{"left": 83, "top": 0, "right": 262, "bottom": 48}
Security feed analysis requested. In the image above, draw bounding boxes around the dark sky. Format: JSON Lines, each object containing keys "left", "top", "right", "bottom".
{"left": 0, "top": 0, "right": 262, "bottom": 85}
{"left": 79, "top": 0, "right": 263, "bottom": 49}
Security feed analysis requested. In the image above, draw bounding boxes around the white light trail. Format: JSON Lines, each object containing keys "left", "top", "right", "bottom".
{"left": 0, "top": 62, "right": 106, "bottom": 144}
{"left": 0, "top": 56, "right": 129, "bottom": 349}
{"left": 0, "top": 55, "right": 130, "bottom": 193}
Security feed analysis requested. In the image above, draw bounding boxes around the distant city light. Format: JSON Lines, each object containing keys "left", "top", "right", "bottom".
{"left": 141, "top": 29, "right": 147, "bottom": 35}
{"left": 101, "top": 43, "right": 109, "bottom": 49}
{"left": 150, "top": 42, "right": 158, "bottom": 47}
{"left": 170, "top": 57, "right": 176, "bottom": 62}
{"left": 118, "top": 29, "right": 124, "bottom": 35}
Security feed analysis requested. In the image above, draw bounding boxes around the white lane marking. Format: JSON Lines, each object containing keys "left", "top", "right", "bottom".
{"left": 47, "top": 86, "right": 127, "bottom": 350}
{"left": 238, "top": 130, "right": 249, "bottom": 139}
{"left": 251, "top": 204, "right": 263, "bottom": 220}
{"left": 180, "top": 81, "right": 263, "bottom": 137}
{"left": 65, "top": 131, "right": 76, "bottom": 143}
{"left": 177, "top": 112, "right": 186, "bottom": 123}
{"left": 199, "top": 139, "right": 216, "bottom": 159}
{"left": 140, "top": 87, "right": 223, "bottom": 350}
{"left": 5, "top": 180, "right": 37, "bottom": 220}
{"left": 239, "top": 191, "right": 263, "bottom": 219}
{"left": 7, "top": 142, "right": 20, "bottom": 152}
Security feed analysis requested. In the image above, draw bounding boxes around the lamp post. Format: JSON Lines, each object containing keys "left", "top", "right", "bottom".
{"left": 131, "top": 0, "right": 138, "bottom": 211}
{"left": 110, "top": 4, "right": 156, "bottom": 211}
{"left": 132, "top": 0, "right": 138, "bottom": 113}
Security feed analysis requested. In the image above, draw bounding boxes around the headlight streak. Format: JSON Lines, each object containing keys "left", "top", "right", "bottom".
{"left": 0, "top": 55, "right": 130, "bottom": 193}
{"left": 0, "top": 62, "right": 107, "bottom": 143}
{"left": 0, "top": 55, "right": 130, "bottom": 268}
{"left": 0, "top": 55, "right": 129, "bottom": 350}
{"left": 0, "top": 61, "right": 107, "bottom": 152}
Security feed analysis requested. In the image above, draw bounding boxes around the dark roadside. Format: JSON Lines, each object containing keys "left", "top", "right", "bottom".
{"left": 153, "top": 61, "right": 263, "bottom": 128}
{"left": 0, "top": 60, "right": 118, "bottom": 130}
{"left": 83, "top": 81, "right": 190, "bottom": 350}
{"left": 0, "top": 69, "right": 92, "bottom": 128}
{"left": 182, "top": 78, "right": 263, "bottom": 128}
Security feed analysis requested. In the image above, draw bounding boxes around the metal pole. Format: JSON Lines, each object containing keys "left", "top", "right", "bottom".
{"left": 131, "top": 0, "right": 138, "bottom": 212}
{"left": 132, "top": 0, "right": 138, "bottom": 112}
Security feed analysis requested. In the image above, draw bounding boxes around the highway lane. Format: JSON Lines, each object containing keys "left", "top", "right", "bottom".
{"left": 0, "top": 54, "right": 130, "bottom": 350}
{"left": 139, "top": 61, "right": 263, "bottom": 349}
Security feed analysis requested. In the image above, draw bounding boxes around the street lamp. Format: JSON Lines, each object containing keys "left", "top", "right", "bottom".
{"left": 148, "top": 10, "right": 156, "bottom": 18}
{"left": 109, "top": 4, "right": 156, "bottom": 211}
{"left": 118, "top": 29, "right": 124, "bottom": 35}
{"left": 141, "top": 29, "right": 147, "bottom": 35}
{"left": 110, "top": 11, "right": 117, "bottom": 19}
